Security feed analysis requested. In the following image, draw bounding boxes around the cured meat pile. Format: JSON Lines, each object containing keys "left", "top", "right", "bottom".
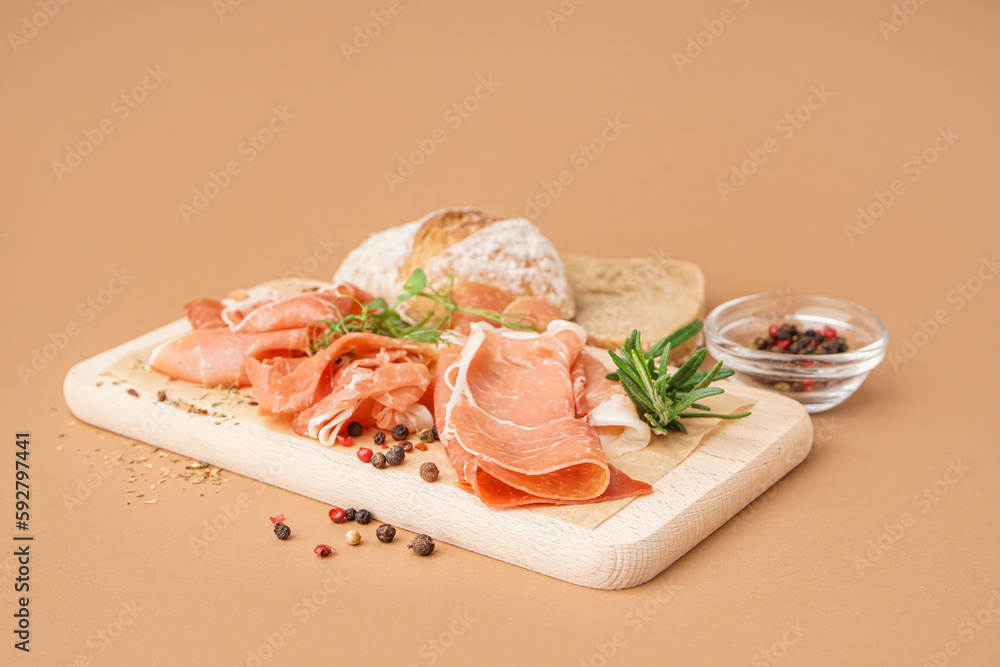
{"left": 434, "top": 321, "right": 651, "bottom": 507}
{"left": 150, "top": 283, "right": 652, "bottom": 506}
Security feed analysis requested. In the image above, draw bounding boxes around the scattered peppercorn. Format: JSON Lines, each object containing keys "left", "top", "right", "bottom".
{"left": 156, "top": 390, "right": 167, "bottom": 402}
{"left": 417, "top": 428, "right": 434, "bottom": 443}
{"left": 126, "top": 388, "right": 139, "bottom": 397}
{"left": 432, "top": 425, "right": 438, "bottom": 441}
{"left": 356, "top": 447, "right": 373, "bottom": 463}
{"left": 273, "top": 523, "right": 291, "bottom": 540}
{"left": 373, "top": 431, "right": 386, "bottom": 446}
{"left": 345, "top": 530, "right": 361, "bottom": 545}
{"left": 347, "top": 421, "right": 363, "bottom": 437}
{"left": 401, "top": 441, "right": 413, "bottom": 453}
{"left": 314, "top": 544, "right": 334, "bottom": 558}
{"left": 376, "top": 524, "right": 396, "bottom": 543}
{"left": 328, "top": 507, "right": 347, "bottom": 523}
{"left": 356, "top": 509, "right": 371, "bottom": 525}
{"left": 371, "top": 452, "right": 387, "bottom": 469}
{"left": 391, "top": 424, "right": 409, "bottom": 441}
{"left": 419, "top": 462, "right": 439, "bottom": 482}
{"left": 385, "top": 444, "right": 405, "bottom": 466}
{"left": 408, "top": 534, "right": 435, "bottom": 556}
{"left": 335, "top": 434, "right": 353, "bottom": 447}
{"left": 344, "top": 508, "right": 356, "bottom": 521}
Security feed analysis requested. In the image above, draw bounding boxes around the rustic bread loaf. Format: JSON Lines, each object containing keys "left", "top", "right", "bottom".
{"left": 561, "top": 253, "right": 705, "bottom": 361}
{"left": 333, "top": 207, "right": 575, "bottom": 321}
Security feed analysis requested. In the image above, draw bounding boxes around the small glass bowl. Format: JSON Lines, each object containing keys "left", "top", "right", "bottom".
{"left": 704, "top": 294, "right": 889, "bottom": 413}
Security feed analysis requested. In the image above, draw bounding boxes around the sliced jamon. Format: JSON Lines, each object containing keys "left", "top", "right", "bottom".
{"left": 435, "top": 321, "right": 652, "bottom": 507}
{"left": 251, "top": 332, "right": 436, "bottom": 417}
{"left": 503, "top": 296, "right": 561, "bottom": 332}
{"left": 149, "top": 328, "right": 309, "bottom": 386}
{"left": 231, "top": 284, "right": 373, "bottom": 334}
{"left": 293, "top": 357, "right": 433, "bottom": 446}
{"left": 577, "top": 347, "right": 651, "bottom": 459}
{"left": 184, "top": 298, "right": 227, "bottom": 329}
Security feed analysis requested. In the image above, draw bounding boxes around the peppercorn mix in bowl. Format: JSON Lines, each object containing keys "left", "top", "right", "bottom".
{"left": 704, "top": 294, "right": 888, "bottom": 413}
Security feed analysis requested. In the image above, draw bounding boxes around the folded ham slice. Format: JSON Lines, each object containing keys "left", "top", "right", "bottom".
{"left": 435, "top": 321, "right": 652, "bottom": 507}
{"left": 148, "top": 328, "right": 310, "bottom": 386}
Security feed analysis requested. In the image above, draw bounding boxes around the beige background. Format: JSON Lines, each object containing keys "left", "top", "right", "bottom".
{"left": 2, "top": 0, "right": 999, "bottom": 665}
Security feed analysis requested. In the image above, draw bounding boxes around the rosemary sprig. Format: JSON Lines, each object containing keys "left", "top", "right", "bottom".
{"left": 607, "top": 319, "right": 751, "bottom": 434}
{"left": 307, "top": 269, "right": 536, "bottom": 353}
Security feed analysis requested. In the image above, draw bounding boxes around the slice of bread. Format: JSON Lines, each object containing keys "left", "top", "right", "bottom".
{"left": 561, "top": 253, "right": 705, "bottom": 362}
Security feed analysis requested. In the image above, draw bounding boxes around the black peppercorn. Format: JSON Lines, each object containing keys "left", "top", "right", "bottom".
{"left": 419, "top": 462, "right": 439, "bottom": 482}
{"left": 356, "top": 509, "right": 371, "bottom": 525}
{"left": 376, "top": 524, "right": 396, "bottom": 543}
{"left": 347, "top": 421, "right": 362, "bottom": 437}
{"left": 408, "top": 534, "right": 435, "bottom": 556}
{"left": 373, "top": 431, "right": 386, "bottom": 446}
{"left": 391, "top": 424, "right": 409, "bottom": 441}
{"left": 273, "top": 523, "right": 291, "bottom": 540}
{"left": 401, "top": 441, "right": 413, "bottom": 453}
{"left": 344, "top": 508, "right": 356, "bottom": 521}
{"left": 371, "top": 452, "right": 387, "bottom": 469}
{"left": 385, "top": 444, "right": 405, "bottom": 466}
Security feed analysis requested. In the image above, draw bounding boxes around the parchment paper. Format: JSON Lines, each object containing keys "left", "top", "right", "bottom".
{"left": 103, "top": 343, "right": 756, "bottom": 531}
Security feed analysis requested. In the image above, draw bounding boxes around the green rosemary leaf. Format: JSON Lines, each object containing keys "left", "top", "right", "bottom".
{"left": 678, "top": 411, "right": 753, "bottom": 419}
{"left": 665, "top": 348, "right": 707, "bottom": 391}
{"left": 607, "top": 321, "right": 750, "bottom": 433}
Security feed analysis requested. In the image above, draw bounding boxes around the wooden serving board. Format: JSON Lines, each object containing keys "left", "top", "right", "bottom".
{"left": 63, "top": 318, "right": 812, "bottom": 590}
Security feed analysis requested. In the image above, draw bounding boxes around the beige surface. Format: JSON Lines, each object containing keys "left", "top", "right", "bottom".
{"left": 1, "top": 0, "right": 998, "bottom": 664}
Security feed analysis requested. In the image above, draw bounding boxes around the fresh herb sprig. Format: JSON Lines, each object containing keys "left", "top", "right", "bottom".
{"left": 307, "top": 269, "right": 536, "bottom": 353}
{"left": 606, "top": 319, "right": 751, "bottom": 434}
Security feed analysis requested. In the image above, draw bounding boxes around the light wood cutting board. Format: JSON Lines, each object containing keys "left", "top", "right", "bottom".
{"left": 63, "top": 314, "right": 812, "bottom": 590}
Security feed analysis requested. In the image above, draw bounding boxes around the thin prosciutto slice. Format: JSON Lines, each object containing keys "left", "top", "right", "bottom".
{"left": 247, "top": 332, "right": 435, "bottom": 417}
{"left": 435, "top": 321, "right": 652, "bottom": 507}
{"left": 292, "top": 353, "right": 433, "bottom": 446}
{"left": 149, "top": 328, "right": 309, "bottom": 386}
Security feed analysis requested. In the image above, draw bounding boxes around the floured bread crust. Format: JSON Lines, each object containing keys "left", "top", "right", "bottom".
{"left": 333, "top": 208, "right": 575, "bottom": 321}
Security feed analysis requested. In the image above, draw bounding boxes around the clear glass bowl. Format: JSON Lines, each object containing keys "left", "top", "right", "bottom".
{"left": 704, "top": 294, "right": 889, "bottom": 413}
